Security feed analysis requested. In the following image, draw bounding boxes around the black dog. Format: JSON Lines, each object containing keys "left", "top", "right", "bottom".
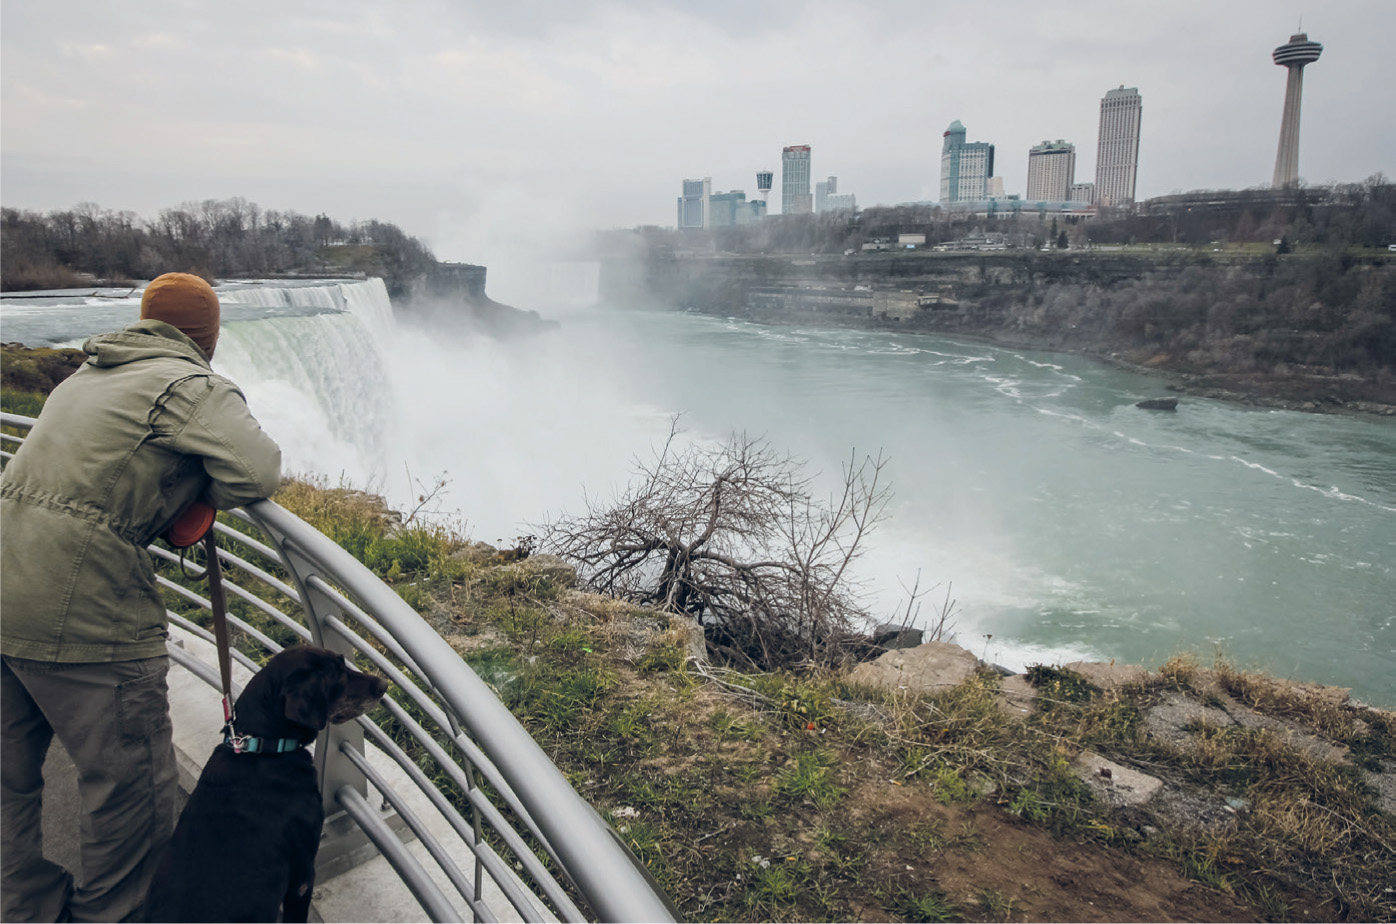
{"left": 145, "top": 645, "right": 390, "bottom": 923}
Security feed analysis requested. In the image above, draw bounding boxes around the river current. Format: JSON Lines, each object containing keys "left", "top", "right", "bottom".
{"left": 3, "top": 278, "right": 1393, "bottom": 705}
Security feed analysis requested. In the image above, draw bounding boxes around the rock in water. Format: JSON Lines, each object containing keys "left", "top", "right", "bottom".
{"left": 1136, "top": 398, "right": 1178, "bottom": 410}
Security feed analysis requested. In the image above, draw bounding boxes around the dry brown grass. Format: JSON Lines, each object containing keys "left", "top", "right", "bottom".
{"left": 1157, "top": 653, "right": 1201, "bottom": 689}
{"left": 274, "top": 475, "right": 404, "bottom": 533}
{"left": 1213, "top": 661, "right": 1364, "bottom": 742}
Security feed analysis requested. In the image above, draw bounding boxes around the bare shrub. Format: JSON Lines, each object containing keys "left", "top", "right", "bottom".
{"left": 542, "top": 420, "right": 889, "bottom": 670}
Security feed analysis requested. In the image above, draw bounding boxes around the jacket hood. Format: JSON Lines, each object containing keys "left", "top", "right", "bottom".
{"left": 83, "top": 319, "right": 213, "bottom": 370}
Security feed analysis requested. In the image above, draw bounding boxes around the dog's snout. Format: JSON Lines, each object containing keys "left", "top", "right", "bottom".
{"left": 328, "top": 670, "right": 390, "bottom": 725}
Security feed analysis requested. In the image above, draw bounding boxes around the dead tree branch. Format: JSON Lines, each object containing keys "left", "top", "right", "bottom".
{"left": 542, "top": 421, "right": 890, "bottom": 670}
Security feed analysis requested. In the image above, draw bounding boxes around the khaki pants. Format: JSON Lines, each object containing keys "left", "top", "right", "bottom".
{"left": 1, "top": 655, "right": 177, "bottom": 923}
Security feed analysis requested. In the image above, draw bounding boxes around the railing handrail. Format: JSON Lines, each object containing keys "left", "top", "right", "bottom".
{"left": 1, "top": 411, "right": 676, "bottom": 923}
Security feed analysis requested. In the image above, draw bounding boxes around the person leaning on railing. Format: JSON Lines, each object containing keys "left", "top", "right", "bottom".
{"left": 0, "top": 273, "right": 282, "bottom": 923}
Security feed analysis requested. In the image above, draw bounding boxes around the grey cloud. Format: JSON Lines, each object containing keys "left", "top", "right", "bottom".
{"left": 2, "top": 0, "right": 1392, "bottom": 261}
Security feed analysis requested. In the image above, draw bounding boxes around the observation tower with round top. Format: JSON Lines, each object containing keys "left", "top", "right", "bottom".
{"left": 1271, "top": 32, "right": 1322, "bottom": 188}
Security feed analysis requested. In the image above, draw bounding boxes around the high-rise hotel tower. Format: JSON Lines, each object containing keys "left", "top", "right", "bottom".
{"left": 1094, "top": 87, "right": 1142, "bottom": 207}
{"left": 1271, "top": 32, "right": 1322, "bottom": 188}
{"left": 781, "top": 146, "right": 813, "bottom": 215}
{"left": 1026, "top": 140, "right": 1076, "bottom": 202}
{"left": 940, "top": 120, "right": 995, "bottom": 202}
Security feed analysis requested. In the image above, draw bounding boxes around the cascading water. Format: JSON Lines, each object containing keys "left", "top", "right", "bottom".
{"left": 215, "top": 280, "right": 397, "bottom": 489}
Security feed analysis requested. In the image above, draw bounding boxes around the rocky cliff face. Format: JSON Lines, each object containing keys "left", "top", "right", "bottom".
{"left": 600, "top": 250, "right": 1396, "bottom": 411}
{"left": 398, "top": 262, "right": 558, "bottom": 339}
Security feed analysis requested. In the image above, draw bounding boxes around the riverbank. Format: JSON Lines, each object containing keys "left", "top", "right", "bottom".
{"left": 906, "top": 326, "right": 1396, "bottom": 418}
{"left": 602, "top": 249, "right": 1396, "bottom": 419}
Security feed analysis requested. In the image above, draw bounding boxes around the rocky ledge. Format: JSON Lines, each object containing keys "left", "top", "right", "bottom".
{"left": 850, "top": 639, "right": 1396, "bottom": 829}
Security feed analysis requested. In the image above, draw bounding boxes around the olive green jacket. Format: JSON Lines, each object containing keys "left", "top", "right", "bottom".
{"left": 1, "top": 320, "right": 282, "bottom": 662}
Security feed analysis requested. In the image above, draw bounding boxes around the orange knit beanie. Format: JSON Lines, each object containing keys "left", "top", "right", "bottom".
{"left": 140, "top": 273, "right": 221, "bottom": 358}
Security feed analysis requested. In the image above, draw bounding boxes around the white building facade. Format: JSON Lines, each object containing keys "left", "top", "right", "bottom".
{"left": 1026, "top": 140, "right": 1076, "bottom": 201}
{"left": 676, "top": 177, "right": 711, "bottom": 228}
{"left": 782, "top": 146, "right": 813, "bottom": 215}
{"left": 1094, "top": 87, "right": 1142, "bottom": 206}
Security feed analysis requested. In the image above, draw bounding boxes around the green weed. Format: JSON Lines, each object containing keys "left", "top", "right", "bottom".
{"left": 637, "top": 642, "right": 685, "bottom": 673}
{"left": 737, "top": 799, "right": 774, "bottom": 821}
{"left": 976, "top": 886, "right": 1015, "bottom": 921}
{"left": 0, "top": 389, "right": 46, "bottom": 417}
{"left": 1025, "top": 664, "right": 1099, "bottom": 704}
{"left": 894, "top": 887, "right": 961, "bottom": 922}
{"left": 773, "top": 747, "right": 846, "bottom": 809}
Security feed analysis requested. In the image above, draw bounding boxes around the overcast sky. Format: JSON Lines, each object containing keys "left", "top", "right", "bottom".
{"left": 3, "top": 0, "right": 1393, "bottom": 263}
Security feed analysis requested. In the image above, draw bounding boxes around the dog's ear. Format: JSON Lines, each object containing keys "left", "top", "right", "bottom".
{"left": 283, "top": 667, "right": 336, "bottom": 730}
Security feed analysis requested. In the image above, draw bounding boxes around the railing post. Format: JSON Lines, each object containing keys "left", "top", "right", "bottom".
{"left": 269, "top": 539, "right": 372, "bottom": 817}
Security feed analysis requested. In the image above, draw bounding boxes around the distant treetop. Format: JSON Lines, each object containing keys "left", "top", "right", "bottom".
{"left": 0, "top": 197, "right": 438, "bottom": 296}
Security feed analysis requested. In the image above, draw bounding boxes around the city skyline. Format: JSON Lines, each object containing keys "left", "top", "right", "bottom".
{"left": 2, "top": 2, "right": 1392, "bottom": 266}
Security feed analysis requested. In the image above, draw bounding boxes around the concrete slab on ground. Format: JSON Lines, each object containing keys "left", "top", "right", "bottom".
{"left": 1072, "top": 752, "right": 1164, "bottom": 808}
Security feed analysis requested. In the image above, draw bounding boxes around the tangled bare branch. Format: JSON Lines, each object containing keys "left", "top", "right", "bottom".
{"left": 542, "top": 420, "right": 890, "bottom": 670}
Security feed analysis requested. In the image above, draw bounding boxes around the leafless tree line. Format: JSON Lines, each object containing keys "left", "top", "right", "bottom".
{"left": 1, "top": 197, "right": 435, "bottom": 295}
{"left": 994, "top": 256, "right": 1396, "bottom": 376}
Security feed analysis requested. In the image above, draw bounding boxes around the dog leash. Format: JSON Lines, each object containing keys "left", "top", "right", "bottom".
{"left": 203, "top": 530, "right": 238, "bottom": 735}
{"left": 201, "top": 528, "right": 305, "bottom": 755}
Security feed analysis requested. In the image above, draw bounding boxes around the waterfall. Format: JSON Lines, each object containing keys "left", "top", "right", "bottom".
{"left": 210, "top": 277, "right": 666, "bottom": 542}
{"left": 2, "top": 272, "right": 664, "bottom": 546}
{"left": 215, "top": 280, "right": 396, "bottom": 490}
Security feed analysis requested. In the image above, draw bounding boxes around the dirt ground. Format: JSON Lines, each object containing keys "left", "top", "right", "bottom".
{"left": 856, "top": 787, "right": 1257, "bottom": 923}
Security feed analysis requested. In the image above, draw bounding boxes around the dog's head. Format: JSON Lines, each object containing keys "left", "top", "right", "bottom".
{"left": 240, "top": 645, "right": 390, "bottom": 736}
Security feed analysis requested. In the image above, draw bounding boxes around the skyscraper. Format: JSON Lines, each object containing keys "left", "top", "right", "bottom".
{"left": 1026, "top": 140, "right": 1076, "bottom": 201}
{"left": 782, "top": 146, "right": 813, "bottom": 215}
{"left": 940, "top": 120, "right": 995, "bottom": 202}
{"left": 815, "top": 176, "right": 838, "bottom": 212}
{"left": 1271, "top": 32, "right": 1323, "bottom": 188}
{"left": 677, "top": 177, "right": 711, "bottom": 229}
{"left": 1094, "top": 87, "right": 1142, "bottom": 206}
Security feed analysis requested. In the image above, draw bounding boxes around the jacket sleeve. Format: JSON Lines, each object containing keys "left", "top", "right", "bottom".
{"left": 171, "top": 376, "right": 283, "bottom": 509}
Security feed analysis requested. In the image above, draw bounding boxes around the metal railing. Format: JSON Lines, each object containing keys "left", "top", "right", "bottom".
{"left": 1, "top": 412, "right": 676, "bottom": 924}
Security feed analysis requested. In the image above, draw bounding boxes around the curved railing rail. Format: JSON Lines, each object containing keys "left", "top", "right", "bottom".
{"left": 1, "top": 412, "right": 676, "bottom": 924}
